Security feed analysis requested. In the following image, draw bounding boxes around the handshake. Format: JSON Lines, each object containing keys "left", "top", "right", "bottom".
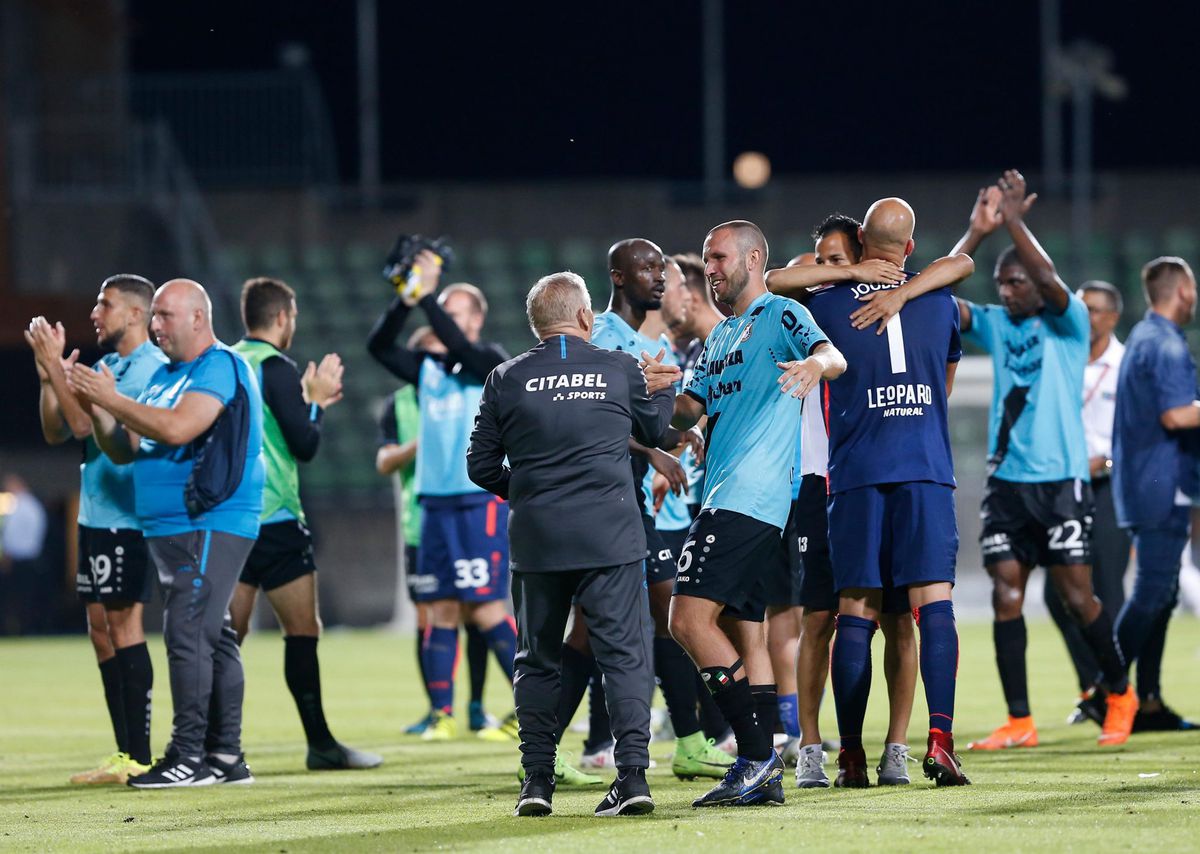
{"left": 383, "top": 234, "right": 455, "bottom": 304}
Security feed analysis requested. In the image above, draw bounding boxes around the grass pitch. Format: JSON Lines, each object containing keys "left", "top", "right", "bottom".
{"left": 1, "top": 617, "right": 1198, "bottom": 852}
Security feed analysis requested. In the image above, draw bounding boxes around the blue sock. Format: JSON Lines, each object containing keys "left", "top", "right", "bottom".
{"left": 777, "top": 693, "right": 800, "bottom": 738}
{"left": 917, "top": 600, "right": 957, "bottom": 733}
{"left": 831, "top": 614, "right": 876, "bottom": 750}
{"left": 481, "top": 619, "right": 517, "bottom": 682}
{"left": 422, "top": 626, "right": 458, "bottom": 713}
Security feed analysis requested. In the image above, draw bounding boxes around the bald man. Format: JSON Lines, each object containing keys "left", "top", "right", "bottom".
{"left": 668, "top": 220, "right": 845, "bottom": 808}
{"left": 71, "top": 278, "right": 265, "bottom": 788}
{"left": 803, "top": 198, "right": 970, "bottom": 788}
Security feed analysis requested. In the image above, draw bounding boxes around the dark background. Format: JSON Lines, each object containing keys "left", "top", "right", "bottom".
{"left": 127, "top": 1, "right": 1198, "bottom": 182}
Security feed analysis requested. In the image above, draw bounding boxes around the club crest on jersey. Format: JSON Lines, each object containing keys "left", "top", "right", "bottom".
{"left": 738, "top": 322, "right": 755, "bottom": 344}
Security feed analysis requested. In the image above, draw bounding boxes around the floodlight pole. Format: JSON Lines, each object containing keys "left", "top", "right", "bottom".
{"left": 357, "top": 0, "right": 381, "bottom": 207}
{"left": 702, "top": 0, "right": 725, "bottom": 205}
{"left": 1040, "top": 0, "right": 1064, "bottom": 196}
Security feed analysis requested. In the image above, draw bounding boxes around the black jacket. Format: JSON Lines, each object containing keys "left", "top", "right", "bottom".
{"left": 467, "top": 334, "right": 675, "bottom": 572}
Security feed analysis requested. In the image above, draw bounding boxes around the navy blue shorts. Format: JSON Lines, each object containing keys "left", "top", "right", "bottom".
{"left": 828, "top": 482, "right": 957, "bottom": 594}
{"left": 416, "top": 497, "right": 510, "bottom": 603}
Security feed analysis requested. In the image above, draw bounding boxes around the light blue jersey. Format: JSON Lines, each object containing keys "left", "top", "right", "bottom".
{"left": 652, "top": 448, "right": 696, "bottom": 531}
{"left": 79, "top": 340, "right": 168, "bottom": 530}
{"left": 685, "top": 291, "right": 828, "bottom": 530}
{"left": 964, "top": 294, "right": 1089, "bottom": 483}
{"left": 415, "top": 355, "right": 487, "bottom": 498}
{"left": 135, "top": 343, "right": 265, "bottom": 539}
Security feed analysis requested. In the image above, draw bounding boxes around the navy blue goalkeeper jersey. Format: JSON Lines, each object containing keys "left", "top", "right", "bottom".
{"left": 807, "top": 280, "right": 960, "bottom": 495}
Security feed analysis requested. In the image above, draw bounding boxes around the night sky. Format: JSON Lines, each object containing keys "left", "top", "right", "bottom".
{"left": 128, "top": 1, "right": 1200, "bottom": 182}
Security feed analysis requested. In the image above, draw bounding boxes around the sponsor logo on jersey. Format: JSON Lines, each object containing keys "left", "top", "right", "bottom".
{"left": 850, "top": 282, "right": 901, "bottom": 299}
{"left": 525, "top": 372, "right": 609, "bottom": 392}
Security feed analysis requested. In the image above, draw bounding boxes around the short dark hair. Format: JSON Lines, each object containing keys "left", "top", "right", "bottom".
{"left": 995, "top": 245, "right": 1022, "bottom": 272}
{"left": 1078, "top": 280, "right": 1123, "bottom": 315}
{"left": 102, "top": 274, "right": 154, "bottom": 310}
{"left": 1142, "top": 256, "right": 1194, "bottom": 307}
{"left": 812, "top": 214, "right": 862, "bottom": 260}
{"left": 671, "top": 252, "right": 706, "bottom": 293}
{"left": 241, "top": 277, "right": 296, "bottom": 332}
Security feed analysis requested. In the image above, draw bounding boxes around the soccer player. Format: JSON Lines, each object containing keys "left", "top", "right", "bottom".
{"left": 668, "top": 220, "right": 846, "bottom": 808}
{"left": 804, "top": 198, "right": 971, "bottom": 787}
{"left": 467, "top": 271, "right": 674, "bottom": 817}
{"left": 377, "top": 328, "right": 498, "bottom": 737}
{"left": 26, "top": 275, "right": 165, "bottom": 784}
{"left": 70, "top": 279, "right": 265, "bottom": 787}
{"left": 1044, "top": 282, "right": 1136, "bottom": 725}
{"left": 1111, "top": 257, "right": 1200, "bottom": 741}
{"left": 767, "top": 219, "right": 972, "bottom": 786}
{"left": 367, "top": 252, "right": 517, "bottom": 740}
{"left": 227, "top": 277, "right": 382, "bottom": 770}
{"left": 947, "top": 171, "right": 1138, "bottom": 749}
{"left": 590, "top": 238, "right": 733, "bottom": 781}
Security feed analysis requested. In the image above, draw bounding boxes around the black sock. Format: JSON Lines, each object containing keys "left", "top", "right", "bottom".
{"left": 1081, "top": 610, "right": 1129, "bottom": 694}
{"left": 115, "top": 643, "right": 153, "bottom": 765}
{"left": 416, "top": 627, "right": 433, "bottom": 706}
{"left": 554, "top": 644, "right": 594, "bottom": 744}
{"left": 585, "top": 665, "right": 612, "bottom": 752}
{"left": 702, "top": 670, "right": 770, "bottom": 761}
{"left": 98, "top": 657, "right": 129, "bottom": 755}
{"left": 464, "top": 623, "right": 489, "bottom": 705}
{"left": 993, "top": 617, "right": 1030, "bottom": 718}
{"left": 695, "top": 671, "right": 729, "bottom": 740}
{"left": 750, "top": 684, "right": 778, "bottom": 746}
{"left": 284, "top": 636, "right": 335, "bottom": 748}
{"left": 616, "top": 765, "right": 646, "bottom": 780}
{"left": 654, "top": 636, "right": 701, "bottom": 738}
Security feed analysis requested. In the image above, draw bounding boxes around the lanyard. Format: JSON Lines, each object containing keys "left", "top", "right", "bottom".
{"left": 1083, "top": 362, "right": 1110, "bottom": 407}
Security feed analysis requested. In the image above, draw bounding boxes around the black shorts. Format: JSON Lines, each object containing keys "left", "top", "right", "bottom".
{"left": 239, "top": 519, "right": 317, "bottom": 591}
{"left": 645, "top": 514, "right": 679, "bottom": 585}
{"left": 672, "top": 508, "right": 785, "bottom": 623}
{"left": 76, "top": 526, "right": 154, "bottom": 603}
{"left": 765, "top": 496, "right": 805, "bottom": 608}
{"left": 980, "top": 477, "right": 1094, "bottom": 568}
{"left": 794, "top": 475, "right": 909, "bottom": 615}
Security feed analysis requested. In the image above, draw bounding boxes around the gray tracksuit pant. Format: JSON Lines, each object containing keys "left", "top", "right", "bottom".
{"left": 511, "top": 561, "right": 654, "bottom": 772}
{"left": 147, "top": 530, "right": 255, "bottom": 760}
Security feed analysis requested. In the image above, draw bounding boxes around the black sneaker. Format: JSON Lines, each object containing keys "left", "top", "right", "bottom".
{"left": 1068, "top": 687, "right": 1108, "bottom": 727}
{"left": 692, "top": 752, "right": 784, "bottom": 808}
{"left": 205, "top": 753, "right": 254, "bottom": 785}
{"left": 595, "top": 768, "right": 654, "bottom": 817}
{"left": 307, "top": 741, "right": 384, "bottom": 770}
{"left": 833, "top": 746, "right": 870, "bottom": 788}
{"left": 514, "top": 771, "right": 555, "bottom": 817}
{"left": 127, "top": 756, "right": 216, "bottom": 789}
{"left": 1133, "top": 703, "right": 1199, "bottom": 733}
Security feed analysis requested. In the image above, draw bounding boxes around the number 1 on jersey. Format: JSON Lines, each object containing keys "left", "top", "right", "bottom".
{"left": 885, "top": 314, "right": 907, "bottom": 374}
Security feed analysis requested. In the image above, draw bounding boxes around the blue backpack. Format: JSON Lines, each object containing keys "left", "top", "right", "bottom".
{"left": 184, "top": 349, "right": 251, "bottom": 517}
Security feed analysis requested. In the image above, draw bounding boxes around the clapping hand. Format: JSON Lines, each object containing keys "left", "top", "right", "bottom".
{"left": 302, "top": 353, "right": 345, "bottom": 408}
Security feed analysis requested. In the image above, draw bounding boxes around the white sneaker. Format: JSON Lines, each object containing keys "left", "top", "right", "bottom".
{"left": 780, "top": 736, "right": 801, "bottom": 767}
{"left": 876, "top": 742, "right": 912, "bottom": 785}
{"left": 578, "top": 742, "right": 655, "bottom": 770}
{"left": 794, "top": 743, "right": 830, "bottom": 788}
{"left": 579, "top": 743, "right": 616, "bottom": 770}
{"left": 715, "top": 730, "right": 737, "bottom": 757}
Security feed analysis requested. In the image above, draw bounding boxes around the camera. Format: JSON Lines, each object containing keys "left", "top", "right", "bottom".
{"left": 382, "top": 234, "right": 455, "bottom": 300}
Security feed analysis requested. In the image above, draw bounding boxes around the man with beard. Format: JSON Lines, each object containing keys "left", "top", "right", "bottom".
{"left": 26, "top": 275, "right": 166, "bottom": 784}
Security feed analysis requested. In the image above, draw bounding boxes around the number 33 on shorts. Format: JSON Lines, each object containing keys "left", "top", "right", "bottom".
{"left": 454, "top": 558, "right": 491, "bottom": 589}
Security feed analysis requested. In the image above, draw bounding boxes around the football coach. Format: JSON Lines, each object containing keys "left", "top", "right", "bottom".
{"left": 467, "top": 271, "right": 679, "bottom": 818}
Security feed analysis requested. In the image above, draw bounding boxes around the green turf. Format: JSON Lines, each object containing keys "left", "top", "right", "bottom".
{"left": 1, "top": 617, "right": 1198, "bottom": 852}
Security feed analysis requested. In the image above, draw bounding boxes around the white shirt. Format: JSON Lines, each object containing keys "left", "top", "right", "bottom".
{"left": 1082, "top": 336, "right": 1124, "bottom": 461}
{"left": 800, "top": 383, "right": 829, "bottom": 477}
